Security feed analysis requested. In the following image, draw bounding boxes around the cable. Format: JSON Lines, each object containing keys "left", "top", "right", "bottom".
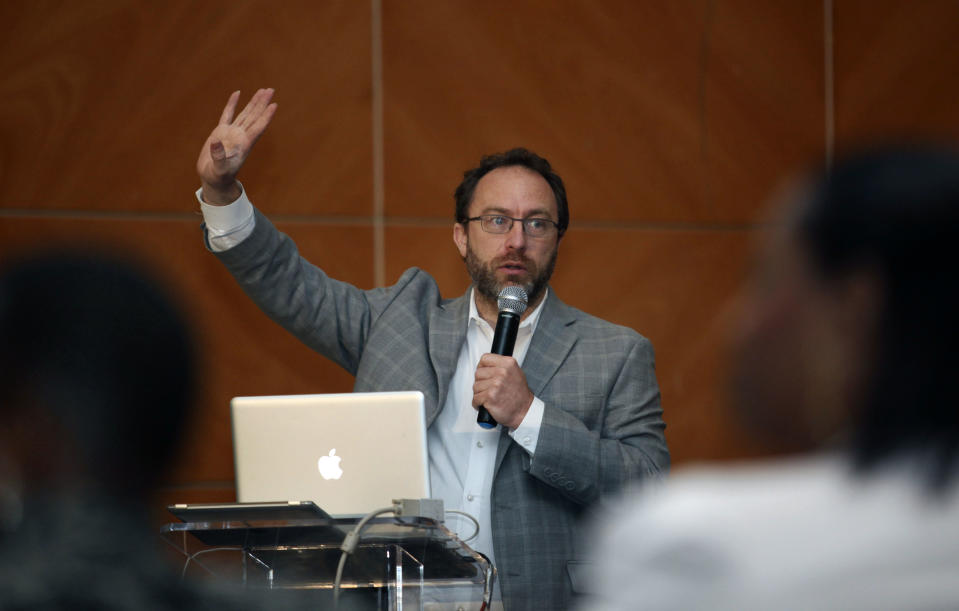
{"left": 474, "top": 551, "right": 495, "bottom": 610}
{"left": 333, "top": 550, "right": 350, "bottom": 605}
{"left": 333, "top": 506, "right": 396, "bottom": 608}
{"left": 333, "top": 498, "right": 448, "bottom": 608}
{"left": 445, "top": 509, "right": 480, "bottom": 542}
{"left": 180, "top": 546, "right": 244, "bottom": 580}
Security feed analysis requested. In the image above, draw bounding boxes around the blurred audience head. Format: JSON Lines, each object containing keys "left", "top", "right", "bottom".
{"left": 733, "top": 144, "right": 959, "bottom": 489}
{"left": 0, "top": 249, "right": 196, "bottom": 503}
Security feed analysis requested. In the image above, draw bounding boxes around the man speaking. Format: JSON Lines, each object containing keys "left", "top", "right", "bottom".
{"left": 194, "top": 88, "right": 669, "bottom": 610}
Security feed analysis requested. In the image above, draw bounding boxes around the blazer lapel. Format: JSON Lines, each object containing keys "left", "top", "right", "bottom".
{"left": 522, "top": 291, "right": 579, "bottom": 396}
{"left": 427, "top": 289, "right": 470, "bottom": 425}
{"left": 495, "top": 288, "right": 579, "bottom": 471}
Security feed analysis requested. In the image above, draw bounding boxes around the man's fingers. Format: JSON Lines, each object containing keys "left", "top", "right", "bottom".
{"left": 247, "top": 102, "right": 278, "bottom": 142}
{"left": 472, "top": 376, "right": 504, "bottom": 405}
{"left": 471, "top": 388, "right": 489, "bottom": 408}
{"left": 474, "top": 357, "right": 512, "bottom": 380}
{"left": 235, "top": 88, "right": 274, "bottom": 128}
{"left": 251, "top": 88, "right": 275, "bottom": 116}
{"left": 478, "top": 353, "right": 516, "bottom": 368}
{"left": 219, "top": 91, "right": 240, "bottom": 126}
{"left": 232, "top": 89, "right": 259, "bottom": 126}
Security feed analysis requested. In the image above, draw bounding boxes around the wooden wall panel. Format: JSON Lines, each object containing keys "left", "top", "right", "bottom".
{"left": 0, "top": 0, "right": 375, "bottom": 503}
{"left": 384, "top": 224, "right": 470, "bottom": 298}
{"left": 0, "top": 0, "right": 372, "bottom": 217}
{"left": 382, "top": 0, "right": 824, "bottom": 225}
{"left": 4, "top": 0, "right": 956, "bottom": 500}
{"left": 833, "top": 0, "right": 959, "bottom": 146}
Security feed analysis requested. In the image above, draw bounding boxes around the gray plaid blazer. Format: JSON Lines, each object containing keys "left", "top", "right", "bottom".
{"left": 211, "top": 209, "right": 669, "bottom": 610}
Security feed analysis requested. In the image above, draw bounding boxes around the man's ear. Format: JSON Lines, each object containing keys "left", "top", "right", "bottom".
{"left": 835, "top": 265, "right": 882, "bottom": 343}
{"left": 453, "top": 223, "right": 468, "bottom": 258}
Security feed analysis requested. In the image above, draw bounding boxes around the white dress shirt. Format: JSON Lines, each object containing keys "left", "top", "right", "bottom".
{"left": 197, "top": 186, "right": 548, "bottom": 568}
{"left": 429, "top": 287, "right": 546, "bottom": 569}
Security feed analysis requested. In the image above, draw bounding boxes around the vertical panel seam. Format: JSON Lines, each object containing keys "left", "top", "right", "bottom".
{"left": 699, "top": 0, "right": 715, "bottom": 212}
{"left": 372, "top": 0, "right": 385, "bottom": 287}
{"left": 824, "top": 0, "right": 835, "bottom": 167}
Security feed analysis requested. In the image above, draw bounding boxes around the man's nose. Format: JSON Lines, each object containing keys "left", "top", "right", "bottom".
{"left": 505, "top": 220, "right": 527, "bottom": 250}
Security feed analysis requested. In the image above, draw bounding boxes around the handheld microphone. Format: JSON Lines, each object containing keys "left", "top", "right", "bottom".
{"left": 477, "top": 285, "right": 529, "bottom": 429}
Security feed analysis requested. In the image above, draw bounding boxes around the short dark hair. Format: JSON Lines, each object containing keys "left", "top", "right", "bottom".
{"left": 0, "top": 250, "right": 196, "bottom": 497}
{"left": 798, "top": 144, "right": 959, "bottom": 489}
{"left": 454, "top": 147, "right": 569, "bottom": 237}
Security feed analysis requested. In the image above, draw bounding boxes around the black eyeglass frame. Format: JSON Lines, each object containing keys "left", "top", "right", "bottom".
{"left": 463, "top": 214, "right": 560, "bottom": 237}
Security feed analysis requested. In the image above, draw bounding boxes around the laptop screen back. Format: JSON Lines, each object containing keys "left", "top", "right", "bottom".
{"left": 230, "top": 391, "right": 430, "bottom": 516}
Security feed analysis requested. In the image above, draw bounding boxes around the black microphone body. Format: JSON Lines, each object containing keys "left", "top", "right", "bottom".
{"left": 477, "top": 286, "right": 528, "bottom": 429}
{"left": 490, "top": 310, "right": 520, "bottom": 357}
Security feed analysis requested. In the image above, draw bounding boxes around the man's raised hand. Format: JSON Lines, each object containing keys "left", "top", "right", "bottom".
{"left": 196, "top": 88, "right": 277, "bottom": 205}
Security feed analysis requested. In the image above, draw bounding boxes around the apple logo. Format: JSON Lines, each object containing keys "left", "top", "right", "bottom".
{"left": 318, "top": 448, "right": 343, "bottom": 480}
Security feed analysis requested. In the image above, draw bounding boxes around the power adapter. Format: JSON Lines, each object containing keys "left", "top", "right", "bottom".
{"left": 392, "top": 498, "right": 445, "bottom": 522}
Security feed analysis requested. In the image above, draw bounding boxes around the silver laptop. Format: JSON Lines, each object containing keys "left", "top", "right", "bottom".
{"left": 231, "top": 391, "right": 430, "bottom": 516}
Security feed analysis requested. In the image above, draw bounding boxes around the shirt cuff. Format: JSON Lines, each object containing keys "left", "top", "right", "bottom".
{"left": 196, "top": 183, "right": 255, "bottom": 252}
{"left": 509, "top": 397, "right": 545, "bottom": 456}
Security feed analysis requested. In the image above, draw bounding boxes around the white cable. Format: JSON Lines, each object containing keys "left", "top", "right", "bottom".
{"left": 333, "top": 506, "right": 396, "bottom": 608}
{"left": 445, "top": 509, "right": 480, "bottom": 542}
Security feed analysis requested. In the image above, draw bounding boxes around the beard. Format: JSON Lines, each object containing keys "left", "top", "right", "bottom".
{"left": 464, "top": 242, "right": 557, "bottom": 306}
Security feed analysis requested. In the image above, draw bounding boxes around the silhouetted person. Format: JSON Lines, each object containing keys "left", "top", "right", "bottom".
{"left": 0, "top": 251, "right": 264, "bottom": 609}
{"left": 583, "top": 145, "right": 959, "bottom": 610}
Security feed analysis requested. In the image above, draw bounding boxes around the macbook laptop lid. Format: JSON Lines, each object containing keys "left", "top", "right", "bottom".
{"left": 230, "top": 391, "right": 430, "bottom": 516}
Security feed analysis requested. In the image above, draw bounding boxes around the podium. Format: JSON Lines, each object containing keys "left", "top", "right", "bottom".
{"left": 160, "top": 511, "right": 494, "bottom": 610}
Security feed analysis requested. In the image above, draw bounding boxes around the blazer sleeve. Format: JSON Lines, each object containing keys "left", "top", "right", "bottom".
{"left": 208, "top": 208, "right": 394, "bottom": 375}
{"left": 526, "top": 333, "right": 669, "bottom": 506}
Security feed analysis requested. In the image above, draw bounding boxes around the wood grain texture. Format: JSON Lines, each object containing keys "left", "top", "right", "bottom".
{"left": 382, "top": 0, "right": 824, "bottom": 225}
{"left": 834, "top": 0, "right": 959, "bottom": 146}
{"left": 4, "top": 1, "right": 956, "bottom": 494}
{"left": 0, "top": 0, "right": 372, "bottom": 216}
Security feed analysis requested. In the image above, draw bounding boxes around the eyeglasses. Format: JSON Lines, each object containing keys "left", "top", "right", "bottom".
{"left": 465, "top": 215, "right": 559, "bottom": 238}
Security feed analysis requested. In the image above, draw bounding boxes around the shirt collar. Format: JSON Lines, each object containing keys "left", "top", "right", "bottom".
{"left": 468, "top": 287, "right": 548, "bottom": 334}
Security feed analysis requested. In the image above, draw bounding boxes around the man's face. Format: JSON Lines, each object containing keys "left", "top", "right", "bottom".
{"left": 732, "top": 230, "right": 824, "bottom": 450}
{"left": 453, "top": 166, "right": 561, "bottom": 305}
{"left": 730, "top": 209, "right": 874, "bottom": 453}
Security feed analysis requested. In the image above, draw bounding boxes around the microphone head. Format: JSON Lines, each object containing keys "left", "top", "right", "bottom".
{"left": 497, "top": 286, "right": 529, "bottom": 316}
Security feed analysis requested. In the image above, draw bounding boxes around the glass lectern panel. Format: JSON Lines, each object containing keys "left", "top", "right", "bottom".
{"left": 161, "top": 515, "right": 492, "bottom": 611}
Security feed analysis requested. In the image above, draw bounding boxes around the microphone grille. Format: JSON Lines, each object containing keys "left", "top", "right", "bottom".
{"left": 497, "top": 285, "right": 529, "bottom": 315}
